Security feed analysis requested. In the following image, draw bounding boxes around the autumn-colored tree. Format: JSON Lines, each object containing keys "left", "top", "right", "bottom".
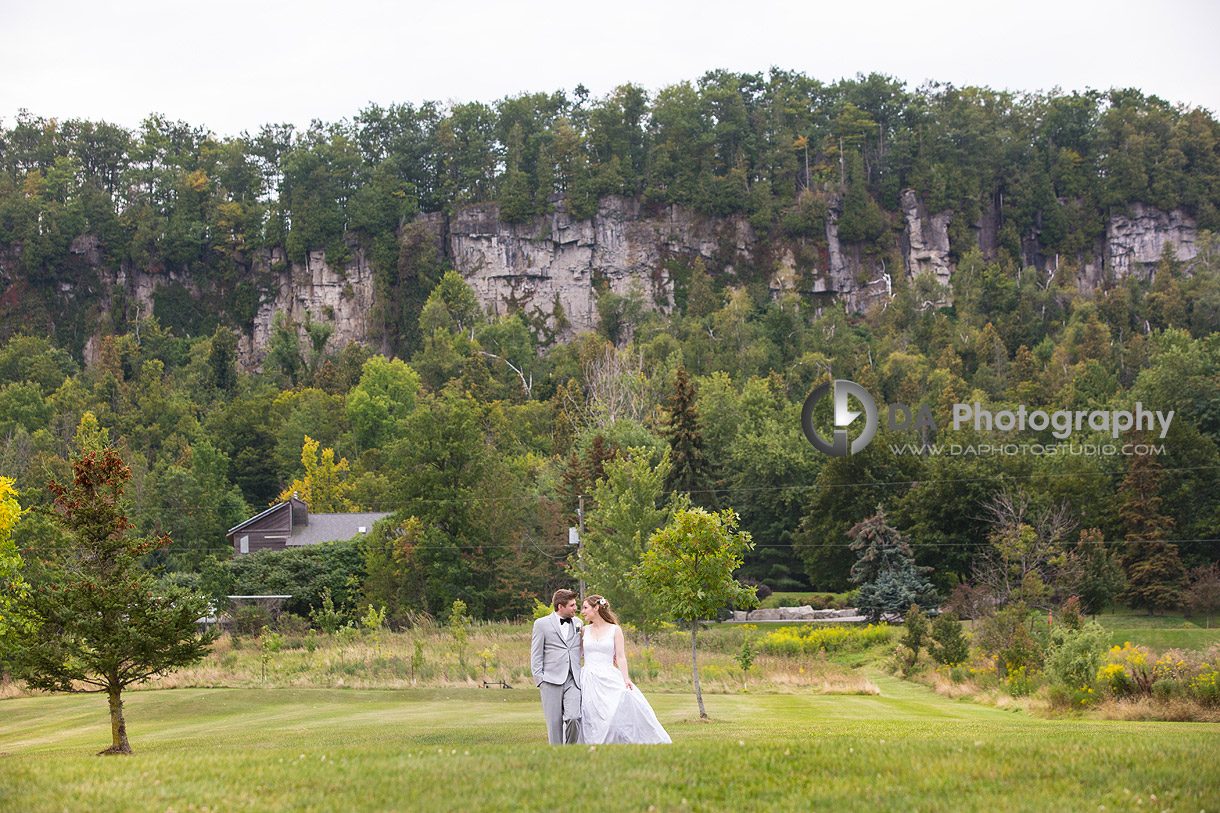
{"left": 278, "top": 435, "right": 356, "bottom": 512}
{"left": 0, "top": 477, "right": 29, "bottom": 653}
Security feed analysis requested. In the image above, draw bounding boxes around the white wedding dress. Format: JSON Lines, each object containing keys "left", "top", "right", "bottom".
{"left": 581, "top": 624, "right": 672, "bottom": 745}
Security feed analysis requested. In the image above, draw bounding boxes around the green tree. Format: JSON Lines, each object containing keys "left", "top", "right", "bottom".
{"left": 635, "top": 507, "right": 758, "bottom": 718}
{"left": 207, "top": 325, "right": 239, "bottom": 393}
{"left": 848, "top": 507, "right": 937, "bottom": 622}
{"left": 1119, "top": 450, "right": 1185, "bottom": 614}
{"left": 578, "top": 449, "right": 682, "bottom": 644}
{"left": 661, "top": 366, "right": 718, "bottom": 509}
{"left": 1058, "top": 528, "right": 1126, "bottom": 617}
{"left": 13, "top": 448, "right": 215, "bottom": 754}
{"left": 345, "top": 355, "right": 421, "bottom": 451}
{"left": 929, "top": 611, "right": 970, "bottom": 666}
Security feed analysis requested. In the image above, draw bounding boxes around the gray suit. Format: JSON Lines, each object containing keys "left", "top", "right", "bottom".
{"left": 531, "top": 612, "right": 582, "bottom": 745}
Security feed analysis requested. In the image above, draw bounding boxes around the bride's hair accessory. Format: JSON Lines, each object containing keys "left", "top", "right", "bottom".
{"left": 598, "top": 598, "right": 607, "bottom": 606}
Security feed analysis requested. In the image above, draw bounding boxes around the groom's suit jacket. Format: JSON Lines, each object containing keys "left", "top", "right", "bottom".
{"left": 531, "top": 613, "right": 583, "bottom": 688}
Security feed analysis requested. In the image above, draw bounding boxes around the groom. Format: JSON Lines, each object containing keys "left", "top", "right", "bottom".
{"left": 530, "top": 589, "right": 583, "bottom": 745}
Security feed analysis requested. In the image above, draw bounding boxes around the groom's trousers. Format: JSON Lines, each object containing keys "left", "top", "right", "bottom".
{"left": 539, "top": 673, "right": 582, "bottom": 745}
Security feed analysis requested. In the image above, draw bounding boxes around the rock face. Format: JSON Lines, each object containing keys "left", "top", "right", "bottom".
{"left": 898, "top": 189, "right": 954, "bottom": 288}
{"left": 242, "top": 246, "right": 379, "bottom": 369}
{"left": 54, "top": 192, "right": 1201, "bottom": 367}
{"left": 445, "top": 195, "right": 755, "bottom": 339}
{"left": 1107, "top": 202, "right": 1198, "bottom": 278}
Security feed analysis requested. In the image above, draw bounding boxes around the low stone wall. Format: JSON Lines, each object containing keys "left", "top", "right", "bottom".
{"left": 730, "top": 607, "right": 867, "bottom": 623}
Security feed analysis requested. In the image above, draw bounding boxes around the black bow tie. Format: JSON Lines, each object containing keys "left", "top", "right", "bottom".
{"left": 559, "top": 617, "right": 572, "bottom": 625}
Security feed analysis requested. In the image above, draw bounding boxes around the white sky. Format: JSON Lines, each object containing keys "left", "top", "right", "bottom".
{"left": 2, "top": 0, "right": 1218, "bottom": 137}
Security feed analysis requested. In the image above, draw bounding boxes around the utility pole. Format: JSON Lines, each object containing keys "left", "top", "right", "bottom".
{"left": 577, "top": 494, "right": 586, "bottom": 602}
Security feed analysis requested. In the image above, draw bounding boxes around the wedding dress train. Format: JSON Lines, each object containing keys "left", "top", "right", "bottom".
{"left": 580, "top": 625, "right": 672, "bottom": 745}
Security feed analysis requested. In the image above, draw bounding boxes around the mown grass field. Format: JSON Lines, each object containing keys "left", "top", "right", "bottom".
{"left": 2, "top": 672, "right": 1218, "bottom": 812}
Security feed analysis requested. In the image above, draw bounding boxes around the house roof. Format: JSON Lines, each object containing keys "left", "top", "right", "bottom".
{"left": 226, "top": 498, "right": 300, "bottom": 536}
{"left": 287, "top": 512, "right": 390, "bottom": 546}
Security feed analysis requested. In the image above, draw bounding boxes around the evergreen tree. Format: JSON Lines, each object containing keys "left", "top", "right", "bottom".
{"left": 1058, "top": 528, "right": 1126, "bottom": 616}
{"left": 13, "top": 447, "right": 215, "bottom": 754}
{"left": 848, "top": 506, "right": 937, "bottom": 622}
{"left": 1119, "top": 449, "right": 1185, "bottom": 614}
{"left": 661, "top": 366, "right": 718, "bottom": 509}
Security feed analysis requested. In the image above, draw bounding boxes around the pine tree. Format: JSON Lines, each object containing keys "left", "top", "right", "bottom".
{"left": 848, "top": 506, "right": 937, "bottom": 622}
{"left": 661, "top": 366, "right": 718, "bottom": 509}
{"left": 1119, "top": 449, "right": 1185, "bottom": 615}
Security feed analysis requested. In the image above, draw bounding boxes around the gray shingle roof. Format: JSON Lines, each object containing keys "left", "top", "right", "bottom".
{"left": 287, "top": 512, "right": 391, "bottom": 547}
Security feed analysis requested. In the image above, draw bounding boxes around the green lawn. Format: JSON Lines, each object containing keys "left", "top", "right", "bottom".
{"left": 1105, "top": 628, "right": 1220, "bottom": 651}
{"left": 2, "top": 675, "right": 1217, "bottom": 811}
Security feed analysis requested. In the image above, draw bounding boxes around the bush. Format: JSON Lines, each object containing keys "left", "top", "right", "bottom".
{"left": 1098, "top": 663, "right": 1137, "bottom": 698}
{"left": 1045, "top": 622, "right": 1108, "bottom": 693}
{"left": 1153, "top": 678, "right": 1181, "bottom": 702}
{"left": 1189, "top": 667, "right": 1220, "bottom": 706}
{"left": 275, "top": 613, "right": 310, "bottom": 636}
{"left": 232, "top": 605, "right": 272, "bottom": 636}
{"left": 759, "top": 624, "right": 891, "bottom": 656}
{"left": 930, "top": 611, "right": 971, "bottom": 666}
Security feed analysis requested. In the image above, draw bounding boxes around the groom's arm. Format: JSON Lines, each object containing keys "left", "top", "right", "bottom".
{"left": 530, "top": 619, "right": 545, "bottom": 686}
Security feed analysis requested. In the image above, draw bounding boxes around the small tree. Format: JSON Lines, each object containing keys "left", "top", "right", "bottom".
{"left": 930, "top": 611, "right": 970, "bottom": 666}
{"left": 1186, "top": 563, "right": 1220, "bottom": 629}
{"left": 361, "top": 604, "right": 388, "bottom": 655}
{"left": 635, "top": 508, "right": 759, "bottom": 718}
{"left": 734, "top": 635, "right": 756, "bottom": 692}
{"left": 448, "top": 599, "right": 471, "bottom": 668}
{"left": 13, "top": 448, "right": 215, "bottom": 754}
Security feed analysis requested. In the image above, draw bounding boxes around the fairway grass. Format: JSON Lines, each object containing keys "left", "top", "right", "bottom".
{"left": 2, "top": 676, "right": 1218, "bottom": 812}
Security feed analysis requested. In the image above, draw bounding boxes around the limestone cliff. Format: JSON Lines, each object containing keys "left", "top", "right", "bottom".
{"left": 57, "top": 193, "right": 1202, "bottom": 369}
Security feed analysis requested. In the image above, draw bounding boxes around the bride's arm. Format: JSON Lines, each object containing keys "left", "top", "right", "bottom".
{"left": 614, "top": 626, "right": 634, "bottom": 690}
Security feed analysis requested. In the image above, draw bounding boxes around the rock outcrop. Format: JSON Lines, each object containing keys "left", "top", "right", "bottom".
{"left": 1107, "top": 202, "right": 1198, "bottom": 278}
{"left": 47, "top": 192, "right": 1201, "bottom": 368}
{"left": 446, "top": 195, "right": 755, "bottom": 339}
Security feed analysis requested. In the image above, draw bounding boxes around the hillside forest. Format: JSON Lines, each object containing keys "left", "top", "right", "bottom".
{"left": 0, "top": 69, "right": 1218, "bottom": 628}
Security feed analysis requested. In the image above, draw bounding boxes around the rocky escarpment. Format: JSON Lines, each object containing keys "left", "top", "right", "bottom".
{"left": 54, "top": 192, "right": 1202, "bottom": 369}
{"left": 444, "top": 195, "right": 757, "bottom": 338}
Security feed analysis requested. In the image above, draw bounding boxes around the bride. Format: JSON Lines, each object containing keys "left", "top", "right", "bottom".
{"left": 579, "top": 594, "right": 672, "bottom": 745}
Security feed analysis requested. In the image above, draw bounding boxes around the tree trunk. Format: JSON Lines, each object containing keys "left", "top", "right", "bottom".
{"left": 99, "top": 684, "right": 132, "bottom": 755}
{"left": 690, "top": 620, "right": 706, "bottom": 719}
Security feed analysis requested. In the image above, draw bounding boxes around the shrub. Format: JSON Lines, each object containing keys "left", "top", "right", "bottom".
{"left": 998, "top": 625, "right": 1043, "bottom": 674}
{"left": 1189, "top": 667, "right": 1220, "bottom": 706}
{"left": 930, "top": 611, "right": 971, "bottom": 666}
{"left": 232, "top": 605, "right": 272, "bottom": 636}
{"left": 759, "top": 624, "right": 891, "bottom": 656}
{"left": 275, "top": 613, "right": 310, "bottom": 636}
{"left": 1005, "top": 665, "right": 1037, "bottom": 697}
{"left": 1045, "top": 622, "right": 1108, "bottom": 693}
{"left": 1098, "top": 663, "right": 1137, "bottom": 698}
{"left": 1106, "top": 642, "right": 1155, "bottom": 694}
{"left": 1153, "top": 679, "right": 1181, "bottom": 702}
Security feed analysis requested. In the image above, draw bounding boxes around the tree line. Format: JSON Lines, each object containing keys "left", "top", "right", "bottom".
{"left": 2, "top": 70, "right": 1219, "bottom": 355}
